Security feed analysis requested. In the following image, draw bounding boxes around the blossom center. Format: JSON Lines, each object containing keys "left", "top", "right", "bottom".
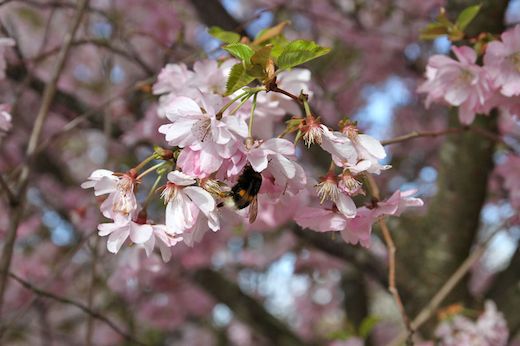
{"left": 192, "top": 116, "right": 212, "bottom": 142}
{"left": 113, "top": 175, "right": 135, "bottom": 215}
{"left": 316, "top": 174, "right": 339, "bottom": 204}
{"left": 458, "top": 68, "right": 475, "bottom": 84}
{"left": 508, "top": 52, "right": 520, "bottom": 72}
{"left": 161, "top": 182, "right": 178, "bottom": 203}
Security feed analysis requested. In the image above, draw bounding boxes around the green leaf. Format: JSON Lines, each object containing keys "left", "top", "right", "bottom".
{"left": 253, "top": 21, "right": 290, "bottom": 45}
{"left": 225, "top": 63, "right": 255, "bottom": 95}
{"left": 419, "top": 23, "right": 449, "bottom": 40}
{"left": 208, "top": 26, "right": 240, "bottom": 44}
{"left": 359, "top": 316, "right": 380, "bottom": 339}
{"left": 224, "top": 43, "right": 255, "bottom": 63}
{"left": 251, "top": 45, "right": 273, "bottom": 67}
{"left": 456, "top": 4, "right": 481, "bottom": 31}
{"left": 277, "top": 40, "right": 331, "bottom": 70}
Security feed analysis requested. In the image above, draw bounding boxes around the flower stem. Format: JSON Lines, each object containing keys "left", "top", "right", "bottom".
{"left": 216, "top": 91, "right": 250, "bottom": 120}
{"left": 248, "top": 92, "right": 258, "bottom": 138}
{"left": 133, "top": 153, "right": 158, "bottom": 172}
{"left": 136, "top": 162, "right": 166, "bottom": 180}
{"left": 142, "top": 173, "right": 164, "bottom": 209}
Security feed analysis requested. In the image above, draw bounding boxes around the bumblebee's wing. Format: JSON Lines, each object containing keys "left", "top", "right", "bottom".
{"left": 248, "top": 196, "right": 258, "bottom": 224}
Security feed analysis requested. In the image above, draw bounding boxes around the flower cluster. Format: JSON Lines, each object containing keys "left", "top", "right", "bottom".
{"left": 435, "top": 301, "right": 509, "bottom": 346}
{"left": 83, "top": 32, "right": 424, "bottom": 261}
{"left": 418, "top": 24, "right": 520, "bottom": 124}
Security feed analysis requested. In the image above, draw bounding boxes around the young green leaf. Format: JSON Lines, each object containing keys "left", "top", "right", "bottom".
{"left": 224, "top": 43, "right": 255, "bottom": 63}
{"left": 251, "top": 45, "right": 273, "bottom": 68}
{"left": 419, "top": 23, "right": 449, "bottom": 40}
{"left": 225, "top": 63, "right": 255, "bottom": 95}
{"left": 253, "top": 21, "right": 290, "bottom": 45}
{"left": 208, "top": 26, "right": 240, "bottom": 44}
{"left": 456, "top": 4, "right": 481, "bottom": 31}
{"left": 277, "top": 40, "right": 331, "bottom": 70}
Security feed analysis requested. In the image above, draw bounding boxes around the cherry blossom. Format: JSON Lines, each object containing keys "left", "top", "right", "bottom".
{"left": 296, "top": 189, "right": 423, "bottom": 247}
{"left": 435, "top": 301, "right": 509, "bottom": 346}
{"left": 142, "top": 224, "right": 184, "bottom": 262}
{"left": 245, "top": 138, "right": 307, "bottom": 193}
{"left": 98, "top": 217, "right": 154, "bottom": 254}
{"left": 161, "top": 170, "right": 219, "bottom": 241}
{"left": 159, "top": 94, "right": 248, "bottom": 176}
{"left": 418, "top": 46, "right": 493, "bottom": 124}
{"left": 484, "top": 24, "right": 520, "bottom": 97}
{"left": 81, "top": 169, "right": 138, "bottom": 219}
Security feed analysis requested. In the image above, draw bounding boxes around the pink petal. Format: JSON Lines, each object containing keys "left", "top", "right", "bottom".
{"left": 129, "top": 223, "right": 153, "bottom": 244}
{"left": 167, "top": 171, "right": 196, "bottom": 186}
{"left": 184, "top": 186, "right": 216, "bottom": 215}
{"left": 357, "top": 134, "right": 386, "bottom": 159}
{"left": 335, "top": 193, "right": 357, "bottom": 218}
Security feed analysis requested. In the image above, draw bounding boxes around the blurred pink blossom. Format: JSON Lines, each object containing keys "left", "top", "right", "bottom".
{"left": 484, "top": 24, "right": 520, "bottom": 97}
{"left": 418, "top": 46, "right": 493, "bottom": 124}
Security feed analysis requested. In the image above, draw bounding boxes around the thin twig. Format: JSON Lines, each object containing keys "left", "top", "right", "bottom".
{"left": 388, "top": 222, "right": 507, "bottom": 346}
{"left": 381, "top": 128, "right": 465, "bottom": 146}
{"left": 0, "top": 0, "right": 89, "bottom": 317}
{"left": 379, "top": 219, "right": 414, "bottom": 345}
{"left": 9, "top": 272, "right": 144, "bottom": 345}
{"left": 367, "top": 176, "right": 414, "bottom": 344}
{"left": 32, "top": 38, "right": 154, "bottom": 74}
{"left": 271, "top": 86, "right": 301, "bottom": 103}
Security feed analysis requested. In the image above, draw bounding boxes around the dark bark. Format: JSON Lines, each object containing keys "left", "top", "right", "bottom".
{"left": 192, "top": 268, "right": 314, "bottom": 346}
{"left": 293, "top": 228, "right": 390, "bottom": 291}
{"left": 341, "top": 267, "right": 369, "bottom": 330}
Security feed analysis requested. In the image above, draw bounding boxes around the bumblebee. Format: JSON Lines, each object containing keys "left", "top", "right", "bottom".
{"left": 231, "top": 165, "right": 262, "bottom": 223}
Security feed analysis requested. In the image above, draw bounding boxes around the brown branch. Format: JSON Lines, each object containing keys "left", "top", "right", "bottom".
{"left": 367, "top": 176, "right": 413, "bottom": 343}
{"left": 9, "top": 272, "right": 144, "bottom": 345}
{"left": 379, "top": 219, "right": 414, "bottom": 345}
{"left": 381, "top": 128, "right": 465, "bottom": 146}
{"left": 0, "top": 0, "right": 89, "bottom": 317}
{"left": 389, "top": 222, "right": 507, "bottom": 346}
{"left": 0, "top": 174, "right": 16, "bottom": 206}
{"left": 292, "top": 227, "right": 390, "bottom": 290}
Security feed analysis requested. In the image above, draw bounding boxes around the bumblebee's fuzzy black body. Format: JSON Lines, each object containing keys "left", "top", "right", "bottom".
{"left": 231, "top": 165, "right": 262, "bottom": 209}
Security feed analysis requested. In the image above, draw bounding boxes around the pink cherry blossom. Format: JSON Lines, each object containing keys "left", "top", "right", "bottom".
{"left": 315, "top": 172, "right": 357, "bottom": 218}
{"left": 153, "top": 62, "right": 194, "bottom": 96}
{"left": 320, "top": 125, "right": 358, "bottom": 164}
{"left": 245, "top": 138, "right": 307, "bottom": 193}
{"left": 0, "top": 37, "right": 15, "bottom": 80}
{"left": 98, "top": 218, "right": 153, "bottom": 254}
{"left": 191, "top": 59, "right": 235, "bottom": 95}
{"left": 162, "top": 171, "right": 219, "bottom": 240}
{"left": 484, "top": 24, "right": 520, "bottom": 97}
{"left": 296, "top": 189, "right": 423, "bottom": 247}
{"left": 142, "top": 224, "right": 184, "bottom": 262}
{"left": 159, "top": 94, "right": 248, "bottom": 176}
{"left": 435, "top": 301, "right": 508, "bottom": 346}
{"left": 342, "top": 125, "right": 390, "bottom": 174}
{"left": 81, "top": 169, "right": 138, "bottom": 219}
{"left": 418, "top": 46, "right": 493, "bottom": 124}
{"left": 0, "top": 104, "right": 12, "bottom": 132}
